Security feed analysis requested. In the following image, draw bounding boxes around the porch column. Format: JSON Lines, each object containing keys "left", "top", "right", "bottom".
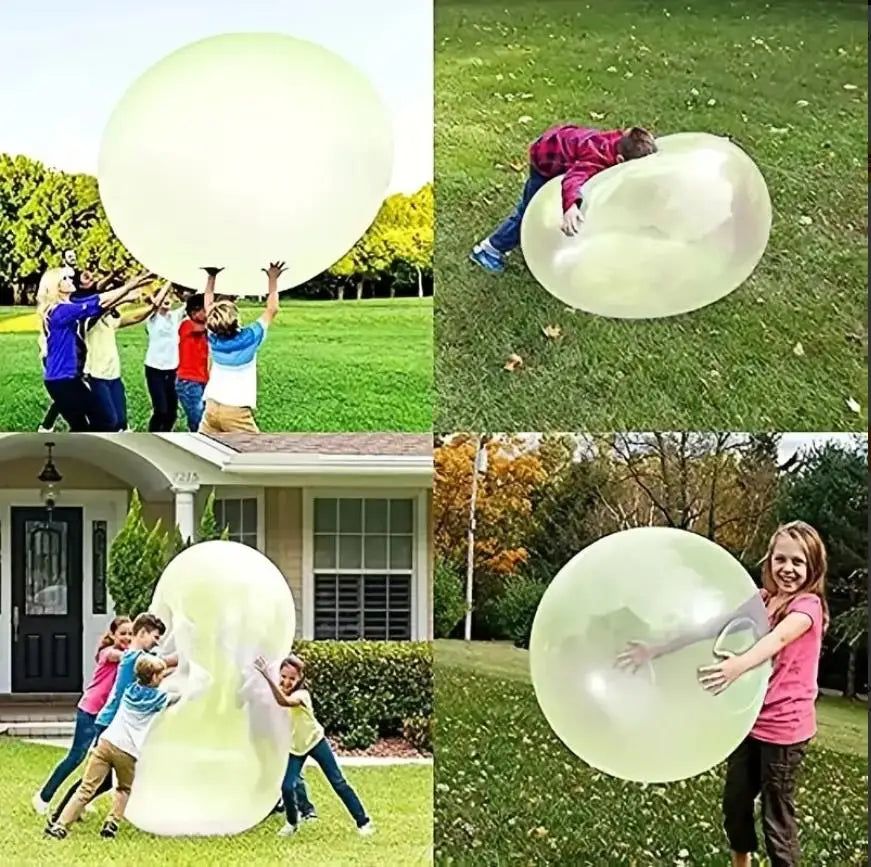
{"left": 172, "top": 473, "right": 200, "bottom": 543}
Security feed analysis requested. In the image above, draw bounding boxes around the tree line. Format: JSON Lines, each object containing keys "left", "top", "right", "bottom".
{"left": 434, "top": 432, "right": 868, "bottom": 698}
{"left": 0, "top": 153, "right": 432, "bottom": 304}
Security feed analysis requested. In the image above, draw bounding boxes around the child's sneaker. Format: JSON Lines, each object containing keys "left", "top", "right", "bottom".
{"left": 100, "top": 818, "right": 119, "bottom": 838}
{"left": 277, "top": 822, "right": 298, "bottom": 837}
{"left": 470, "top": 243, "right": 506, "bottom": 274}
{"left": 44, "top": 823, "right": 68, "bottom": 840}
{"left": 300, "top": 809, "right": 318, "bottom": 823}
{"left": 31, "top": 791, "right": 50, "bottom": 815}
{"left": 358, "top": 820, "right": 376, "bottom": 837}
{"left": 85, "top": 802, "right": 97, "bottom": 814}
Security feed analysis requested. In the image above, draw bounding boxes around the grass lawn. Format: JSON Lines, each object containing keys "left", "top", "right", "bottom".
{"left": 0, "top": 298, "right": 432, "bottom": 432}
{"left": 434, "top": 0, "right": 868, "bottom": 431}
{"left": 434, "top": 640, "right": 868, "bottom": 865}
{"left": 0, "top": 740, "right": 432, "bottom": 866}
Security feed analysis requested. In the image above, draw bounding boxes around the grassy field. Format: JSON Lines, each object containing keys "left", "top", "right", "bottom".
{"left": 0, "top": 298, "right": 432, "bottom": 432}
{"left": 434, "top": 0, "right": 868, "bottom": 430}
{"left": 434, "top": 640, "right": 869, "bottom": 865}
{"left": 0, "top": 740, "right": 432, "bottom": 866}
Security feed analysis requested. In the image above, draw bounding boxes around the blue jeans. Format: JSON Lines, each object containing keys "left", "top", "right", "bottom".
{"left": 282, "top": 738, "right": 368, "bottom": 828}
{"left": 40, "top": 708, "right": 97, "bottom": 802}
{"left": 176, "top": 378, "right": 205, "bottom": 432}
{"left": 88, "top": 377, "right": 128, "bottom": 431}
{"left": 489, "top": 166, "right": 548, "bottom": 253}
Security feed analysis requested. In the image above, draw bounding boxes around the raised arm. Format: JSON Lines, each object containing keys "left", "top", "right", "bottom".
{"left": 260, "top": 261, "right": 285, "bottom": 326}
{"left": 201, "top": 267, "right": 224, "bottom": 314}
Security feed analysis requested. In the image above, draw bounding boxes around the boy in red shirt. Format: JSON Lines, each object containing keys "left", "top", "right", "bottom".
{"left": 175, "top": 293, "right": 209, "bottom": 431}
{"left": 471, "top": 125, "right": 657, "bottom": 273}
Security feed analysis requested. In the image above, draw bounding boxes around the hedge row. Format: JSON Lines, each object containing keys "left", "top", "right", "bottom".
{"left": 292, "top": 640, "right": 432, "bottom": 750}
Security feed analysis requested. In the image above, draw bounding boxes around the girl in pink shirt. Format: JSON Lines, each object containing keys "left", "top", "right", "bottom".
{"left": 32, "top": 616, "right": 132, "bottom": 814}
{"left": 698, "top": 522, "right": 828, "bottom": 867}
{"left": 617, "top": 522, "right": 828, "bottom": 867}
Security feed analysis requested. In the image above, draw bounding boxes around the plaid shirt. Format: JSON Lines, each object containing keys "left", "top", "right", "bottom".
{"left": 529, "top": 126, "right": 623, "bottom": 213}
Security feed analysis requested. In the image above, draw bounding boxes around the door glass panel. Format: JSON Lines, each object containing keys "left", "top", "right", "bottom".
{"left": 25, "top": 521, "right": 67, "bottom": 615}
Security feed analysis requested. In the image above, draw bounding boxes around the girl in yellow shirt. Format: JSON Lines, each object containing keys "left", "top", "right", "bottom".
{"left": 254, "top": 654, "right": 375, "bottom": 838}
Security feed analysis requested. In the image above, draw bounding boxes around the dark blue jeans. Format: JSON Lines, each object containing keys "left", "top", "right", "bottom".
{"left": 40, "top": 708, "right": 96, "bottom": 802}
{"left": 88, "top": 377, "right": 127, "bottom": 431}
{"left": 176, "top": 378, "right": 206, "bottom": 432}
{"left": 489, "top": 166, "right": 548, "bottom": 253}
{"left": 145, "top": 366, "right": 178, "bottom": 432}
{"left": 282, "top": 739, "right": 368, "bottom": 828}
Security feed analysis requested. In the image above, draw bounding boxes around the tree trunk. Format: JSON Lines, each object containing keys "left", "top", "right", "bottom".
{"left": 389, "top": 282, "right": 396, "bottom": 299}
{"left": 417, "top": 266, "right": 423, "bottom": 298}
{"left": 845, "top": 644, "right": 857, "bottom": 699}
{"left": 356, "top": 278, "right": 364, "bottom": 300}
{"left": 337, "top": 283, "right": 345, "bottom": 301}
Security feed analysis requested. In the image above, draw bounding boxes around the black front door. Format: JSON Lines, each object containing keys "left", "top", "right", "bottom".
{"left": 11, "top": 507, "right": 83, "bottom": 692}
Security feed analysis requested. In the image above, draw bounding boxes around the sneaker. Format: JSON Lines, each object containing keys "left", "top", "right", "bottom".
{"left": 300, "top": 810, "right": 319, "bottom": 823}
{"left": 358, "top": 820, "right": 376, "bottom": 837}
{"left": 277, "top": 822, "right": 298, "bottom": 837}
{"left": 31, "top": 792, "right": 50, "bottom": 815}
{"left": 470, "top": 244, "right": 506, "bottom": 274}
{"left": 100, "top": 818, "right": 119, "bottom": 838}
{"left": 84, "top": 803, "right": 97, "bottom": 814}
{"left": 44, "top": 823, "right": 68, "bottom": 840}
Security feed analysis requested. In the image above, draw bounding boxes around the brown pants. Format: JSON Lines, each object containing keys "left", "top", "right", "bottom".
{"left": 58, "top": 738, "right": 136, "bottom": 827}
{"left": 198, "top": 399, "right": 259, "bottom": 434}
{"left": 723, "top": 736, "right": 809, "bottom": 866}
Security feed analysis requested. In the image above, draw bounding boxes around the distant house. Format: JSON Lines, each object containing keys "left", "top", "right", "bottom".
{"left": 0, "top": 432, "right": 433, "bottom": 696}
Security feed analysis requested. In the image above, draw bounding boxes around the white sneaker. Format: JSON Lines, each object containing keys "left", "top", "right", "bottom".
{"left": 358, "top": 820, "right": 376, "bottom": 837}
{"left": 277, "top": 822, "right": 298, "bottom": 837}
{"left": 31, "top": 792, "right": 50, "bottom": 815}
{"left": 84, "top": 803, "right": 97, "bottom": 814}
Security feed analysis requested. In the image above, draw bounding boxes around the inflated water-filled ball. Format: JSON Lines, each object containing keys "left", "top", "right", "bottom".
{"left": 529, "top": 527, "right": 770, "bottom": 783}
{"left": 98, "top": 33, "right": 394, "bottom": 294}
{"left": 126, "top": 540, "right": 296, "bottom": 836}
{"left": 520, "top": 133, "right": 771, "bottom": 318}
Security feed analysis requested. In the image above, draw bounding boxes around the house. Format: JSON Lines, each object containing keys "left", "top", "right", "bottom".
{"left": 0, "top": 432, "right": 433, "bottom": 696}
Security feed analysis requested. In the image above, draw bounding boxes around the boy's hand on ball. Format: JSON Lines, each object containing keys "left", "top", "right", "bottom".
{"left": 615, "top": 640, "right": 655, "bottom": 673}
{"left": 561, "top": 204, "right": 584, "bottom": 236}
{"left": 263, "top": 261, "right": 287, "bottom": 279}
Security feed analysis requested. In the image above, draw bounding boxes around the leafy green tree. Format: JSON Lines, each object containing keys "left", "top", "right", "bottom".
{"left": 199, "top": 490, "right": 230, "bottom": 541}
{"left": 778, "top": 437, "right": 868, "bottom": 697}
{"left": 433, "top": 558, "right": 467, "bottom": 638}
{"left": 107, "top": 490, "right": 169, "bottom": 617}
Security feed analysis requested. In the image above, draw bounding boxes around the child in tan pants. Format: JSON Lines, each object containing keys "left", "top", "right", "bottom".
{"left": 45, "top": 655, "right": 180, "bottom": 839}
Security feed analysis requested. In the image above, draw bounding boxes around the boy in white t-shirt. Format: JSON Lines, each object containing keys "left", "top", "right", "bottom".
{"left": 45, "top": 654, "right": 180, "bottom": 840}
{"left": 198, "top": 262, "right": 283, "bottom": 434}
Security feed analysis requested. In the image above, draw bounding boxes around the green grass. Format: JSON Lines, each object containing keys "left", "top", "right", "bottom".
{"left": 0, "top": 740, "right": 432, "bottom": 866}
{"left": 434, "top": 0, "right": 868, "bottom": 430}
{"left": 434, "top": 640, "right": 868, "bottom": 864}
{"left": 0, "top": 298, "right": 433, "bottom": 432}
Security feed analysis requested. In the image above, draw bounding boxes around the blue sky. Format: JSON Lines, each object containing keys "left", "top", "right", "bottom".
{"left": 0, "top": 0, "right": 432, "bottom": 193}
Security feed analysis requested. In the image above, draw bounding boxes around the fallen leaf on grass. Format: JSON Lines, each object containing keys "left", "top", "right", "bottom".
{"left": 589, "top": 111, "right": 606, "bottom": 120}
{"left": 706, "top": 98, "right": 717, "bottom": 107}
{"left": 846, "top": 397, "right": 861, "bottom": 414}
{"left": 517, "top": 115, "right": 533, "bottom": 124}
{"left": 793, "top": 342, "right": 805, "bottom": 357}
{"left": 796, "top": 99, "right": 809, "bottom": 107}
{"left": 798, "top": 215, "right": 813, "bottom": 225}
{"left": 503, "top": 353, "right": 523, "bottom": 372}
{"left": 843, "top": 84, "right": 858, "bottom": 91}
{"left": 542, "top": 324, "right": 563, "bottom": 340}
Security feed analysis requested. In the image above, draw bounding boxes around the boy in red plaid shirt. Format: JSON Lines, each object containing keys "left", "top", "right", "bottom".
{"left": 471, "top": 125, "right": 657, "bottom": 273}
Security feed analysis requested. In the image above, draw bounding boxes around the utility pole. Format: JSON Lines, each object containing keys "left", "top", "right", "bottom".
{"left": 464, "top": 434, "right": 486, "bottom": 641}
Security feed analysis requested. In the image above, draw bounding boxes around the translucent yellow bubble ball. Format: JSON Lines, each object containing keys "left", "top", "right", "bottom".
{"left": 529, "top": 527, "right": 770, "bottom": 783}
{"left": 98, "top": 33, "right": 394, "bottom": 294}
{"left": 520, "top": 133, "right": 771, "bottom": 318}
{"left": 126, "top": 540, "right": 296, "bottom": 836}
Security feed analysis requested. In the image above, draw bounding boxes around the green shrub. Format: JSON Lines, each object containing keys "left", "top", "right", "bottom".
{"left": 434, "top": 558, "right": 467, "bottom": 638}
{"left": 294, "top": 640, "right": 432, "bottom": 750}
{"left": 402, "top": 715, "right": 432, "bottom": 752}
{"left": 491, "top": 578, "right": 547, "bottom": 648}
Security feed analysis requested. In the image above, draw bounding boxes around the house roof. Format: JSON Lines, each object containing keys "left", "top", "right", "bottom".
{"left": 206, "top": 433, "right": 432, "bottom": 457}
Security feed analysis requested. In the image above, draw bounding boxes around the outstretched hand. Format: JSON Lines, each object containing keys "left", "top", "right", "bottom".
{"left": 201, "top": 267, "right": 225, "bottom": 277}
{"left": 561, "top": 203, "right": 585, "bottom": 236}
{"left": 698, "top": 650, "right": 746, "bottom": 696}
{"left": 262, "top": 261, "right": 287, "bottom": 280}
{"left": 253, "top": 655, "right": 270, "bottom": 676}
{"left": 614, "top": 640, "right": 656, "bottom": 673}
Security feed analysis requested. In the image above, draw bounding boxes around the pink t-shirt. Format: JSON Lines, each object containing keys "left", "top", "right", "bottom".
{"left": 78, "top": 646, "right": 121, "bottom": 715}
{"left": 751, "top": 593, "right": 823, "bottom": 745}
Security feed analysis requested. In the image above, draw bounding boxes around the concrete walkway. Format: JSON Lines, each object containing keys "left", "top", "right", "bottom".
{"left": 19, "top": 737, "right": 432, "bottom": 766}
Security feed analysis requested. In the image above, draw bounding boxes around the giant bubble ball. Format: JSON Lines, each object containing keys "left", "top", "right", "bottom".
{"left": 529, "top": 527, "right": 770, "bottom": 783}
{"left": 125, "top": 540, "right": 296, "bottom": 836}
{"left": 98, "top": 33, "right": 394, "bottom": 294}
{"left": 520, "top": 132, "right": 772, "bottom": 318}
